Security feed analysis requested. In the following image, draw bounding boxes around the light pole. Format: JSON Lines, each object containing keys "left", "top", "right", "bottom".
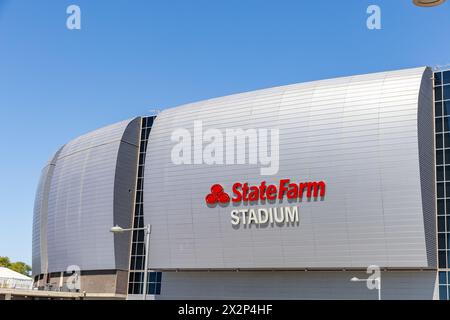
{"left": 110, "top": 224, "right": 152, "bottom": 300}
{"left": 350, "top": 276, "right": 381, "bottom": 300}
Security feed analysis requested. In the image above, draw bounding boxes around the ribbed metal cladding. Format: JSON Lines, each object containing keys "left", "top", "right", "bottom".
{"left": 32, "top": 149, "right": 63, "bottom": 276}
{"left": 32, "top": 118, "right": 140, "bottom": 275}
{"left": 144, "top": 67, "right": 436, "bottom": 270}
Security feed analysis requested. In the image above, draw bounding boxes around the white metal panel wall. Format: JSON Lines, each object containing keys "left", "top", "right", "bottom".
{"left": 155, "top": 271, "right": 438, "bottom": 300}
{"left": 32, "top": 150, "right": 61, "bottom": 276}
{"left": 42, "top": 118, "right": 140, "bottom": 273}
{"left": 144, "top": 67, "right": 435, "bottom": 270}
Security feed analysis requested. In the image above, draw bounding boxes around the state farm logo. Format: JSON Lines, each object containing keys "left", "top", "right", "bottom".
{"left": 205, "top": 180, "right": 326, "bottom": 226}
{"left": 205, "top": 184, "right": 231, "bottom": 205}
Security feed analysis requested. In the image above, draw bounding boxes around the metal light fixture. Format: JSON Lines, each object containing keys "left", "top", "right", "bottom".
{"left": 413, "top": 0, "right": 446, "bottom": 7}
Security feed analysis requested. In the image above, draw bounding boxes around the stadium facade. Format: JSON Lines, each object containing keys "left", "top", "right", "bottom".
{"left": 32, "top": 66, "right": 450, "bottom": 299}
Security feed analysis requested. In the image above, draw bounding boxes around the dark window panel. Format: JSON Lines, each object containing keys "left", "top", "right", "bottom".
{"left": 134, "top": 272, "right": 143, "bottom": 283}
{"left": 438, "top": 199, "right": 445, "bottom": 215}
{"left": 436, "top": 118, "right": 443, "bottom": 133}
{"left": 155, "top": 283, "right": 161, "bottom": 295}
{"left": 437, "top": 150, "right": 444, "bottom": 165}
{"left": 440, "top": 286, "right": 448, "bottom": 300}
{"left": 438, "top": 166, "right": 445, "bottom": 182}
{"left": 446, "top": 166, "right": 450, "bottom": 181}
{"left": 149, "top": 272, "right": 157, "bottom": 282}
{"left": 440, "top": 271, "right": 447, "bottom": 284}
{"left": 436, "top": 72, "right": 443, "bottom": 86}
{"left": 437, "top": 102, "right": 443, "bottom": 117}
{"left": 437, "top": 134, "right": 444, "bottom": 149}
{"left": 445, "top": 117, "right": 450, "bottom": 132}
{"left": 444, "top": 71, "right": 450, "bottom": 85}
{"left": 439, "top": 216, "right": 446, "bottom": 232}
{"left": 128, "top": 283, "right": 134, "bottom": 295}
{"left": 438, "top": 183, "right": 445, "bottom": 199}
{"left": 157, "top": 272, "right": 162, "bottom": 282}
{"left": 445, "top": 101, "right": 450, "bottom": 116}
{"left": 439, "top": 251, "right": 447, "bottom": 268}
{"left": 439, "top": 233, "right": 446, "bottom": 249}
{"left": 445, "top": 133, "right": 450, "bottom": 148}
{"left": 436, "top": 86, "right": 443, "bottom": 101}
{"left": 444, "top": 85, "right": 450, "bottom": 101}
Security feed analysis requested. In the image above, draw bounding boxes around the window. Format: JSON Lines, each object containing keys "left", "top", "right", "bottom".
{"left": 147, "top": 272, "right": 162, "bottom": 295}
{"left": 436, "top": 86, "right": 443, "bottom": 101}
{"left": 445, "top": 133, "right": 450, "bottom": 148}
{"left": 445, "top": 101, "right": 450, "bottom": 116}
{"left": 444, "top": 85, "right": 450, "bottom": 101}
{"left": 438, "top": 199, "right": 445, "bottom": 215}
{"left": 437, "top": 134, "right": 443, "bottom": 149}
{"left": 437, "top": 102, "right": 443, "bottom": 117}
{"left": 440, "top": 286, "right": 448, "bottom": 300}
{"left": 436, "top": 118, "right": 443, "bottom": 132}
{"left": 438, "top": 183, "right": 445, "bottom": 199}
{"left": 439, "top": 216, "right": 446, "bottom": 232}
{"left": 444, "top": 71, "right": 450, "bottom": 85}
{"left": 434, "top": 72, "right": 442, "bottom": 86}
{"left": 437, "top": 150, "right": 444, "bottom": 165}
{"left": 438, "top": 166, "right": 444, "bottom": 182}
{"left": 440, "top": 251, "right": 447, "bottom": 268}
{"left": 436, "top": 72, "right": 443, "bottom": 86}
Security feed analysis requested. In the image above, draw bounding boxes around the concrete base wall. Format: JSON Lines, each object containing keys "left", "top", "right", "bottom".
{"left": 154, "top": 270, "right": 439, "bottom": 300}
{"left": 33, "top": 270, "right": 128, "bottom": 295}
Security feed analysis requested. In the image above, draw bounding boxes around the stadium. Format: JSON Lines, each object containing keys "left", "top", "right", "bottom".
{"left": 32, "top": 66, "right": 450, "bottom": 299}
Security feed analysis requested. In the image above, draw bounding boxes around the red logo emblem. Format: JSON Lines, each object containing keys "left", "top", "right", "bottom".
{"left": 205, "top": 184, "right": 230, "bottom": 205}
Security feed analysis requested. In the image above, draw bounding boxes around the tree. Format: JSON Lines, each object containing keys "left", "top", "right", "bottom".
{"left": 9, "top": 262, "right": 31, "bottom": 276}
{"left": 0, "top": 256, "right": 31, "bottom": 276}
{"left": 0, "top": 256, "right": 11, "bottom": 267}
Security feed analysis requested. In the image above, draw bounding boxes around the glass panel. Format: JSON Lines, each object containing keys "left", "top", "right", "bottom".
{"left": 157, "top": 272, "right": 162, "bottom": 282}
{"left": 445, "top": 117, "right": 450, "bottom": 132}
{"left": 436, "top": 118, "right": 443, "bottom": 133}
{"left": 440, "top": 271, "right": 447, "bottom": 284}
{"left": 156, "top": 283, "right": 161, "bottom": 295}
{"left": 445, "top": 133, "right": 450, "bottom": 148}
{"left": 440, "top": 286, "right": 448, "bottom": 300}
{"left": 436, "top": 72, "right": 443, "bottom": 86}
{"left": 444, "top": 71, "right": 450, "bottom": 85}
{"left": 436, "top": 86, "right": 443, "bottom": 101}
{"left": 438, "top": 166, "right": 444, "bottom": 181}
{"left": 437, "top": 150, "right": 444, "bottom": 165}
{"left": 445, "top": 101, "right": 450, "bottom": 116}
{"left": 438, "top": 199, "right": 445, "bottom": 215}
{"left": 446, "top": 166, "right": 450, "bottom": 181}
{"left": 445, "top": 85, "right": 450, "bottom": 101}
{"left": 439, "top": 233, "right": 446, "bottom": 248}
{"left": 437, "top": 102, "right": 443, "bottom": 117}
{"left": 149, "top": 283, "right": 156, "bottom": 295}
{"left": 446, "top": 149, "right": 450, "bottom": 163}
{"left": 438, "top": 183, "right": 445, "bottom": 199}
{"left": 439, "top": 216, "right": 446, "bottom": 232}
{"left": 149, "top": 272, "right": 157, "bottom": 282}
{"left": 437, "top": 134, "right": 444, "bottom": 149}
{"left": 439, "top": 251, "right": 447, "bottom": 268}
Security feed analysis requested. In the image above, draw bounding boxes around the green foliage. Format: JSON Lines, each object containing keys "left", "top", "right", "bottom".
{"left": 0, "top": 256, "right": 31, "bottom": 276}
{"left": 0, "top": 256, "right": 11, "bottom": 267}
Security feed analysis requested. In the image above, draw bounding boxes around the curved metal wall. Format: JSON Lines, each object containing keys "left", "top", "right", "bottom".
{"left": 32, "top": 149, "right": 62, "bottom": 276}
{"left": 143, "top": 67, "right": 436, "bottom": 270}
{"left": 32, "top": 118, "right": 140, "bottom": 275}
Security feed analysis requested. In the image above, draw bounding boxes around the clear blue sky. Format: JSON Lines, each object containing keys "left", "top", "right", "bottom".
{"left": 0, "top": 0, "right": 449, "bottom": 264}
